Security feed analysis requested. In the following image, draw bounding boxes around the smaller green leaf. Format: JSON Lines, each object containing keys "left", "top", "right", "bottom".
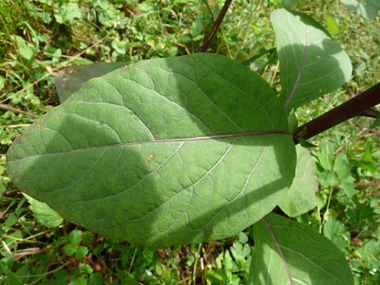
{"left": 69, "top": 230, "right": 83, "bottom": 246}
{"left": 3, "top": 268, "right": 23, "bottom": 285}
{"left": 298, "top": 137, "right": 316, "bottom": 148}
{"left": 179, "top": 35, "right": 192, "bottom": 43}
{"left": 54, "top": 269, "right": 71, "bottom": 282}
{"left": 205, "top": 268, "right": 229, "bottom": 284}
{"left": 294, "top": 127, "right": 307, "bottom": 139}
{"left": 23, "top": 194, "right": 63, "bottom": 227}
{"left": 287, "top": 109, "right": 298, "bottom": 134}
{"left": 230, "top": 242, "right": 247, "bottom": 269}
{"left": 278, "top": 145, "right": 318, "bottom": 217}
{"left": 93, "top": 245, "right": 105, "bottom": 255}
{"left": 190, "top": 18, "right": 203, "bottom": 37}
{"left": 223, "top": 250, "right": 235, "bottom": 271}
{"left": 79, "top": 263, "right": 92, "bottom": 273}
{"left": 359, "top": 205, "right": 375, "bottom": 220}
{"left": 15, "top": 197, "right": 26, "bottom": 217}
{"left": 248, "top": 213, "right": 354, "bottom": 285}
{"left": 318, "top": 139, "right": 335, "bottom": 171}
{"left": 272, "top": 9, "right": 352, "bottom": 111}
{"left": 241, "top": 48, "right": 276, "bottom": 66}
{"left": 296, "top": 212, "right": 310, "bottom": 225}
{"left": 52, "top": 48, "right": 62, "bottom": 64}
{"left": 370, "top": 117, "right": 380, "bottom": 129}
{"left": 357, "top": 239, "right": 380, "bottom": 258}
{"left": 360, "top": 160, "right": 376, "bottom": 174}
{"left": 112, "top": 40, "right": 128, "bottom": 55}
{"left": 336, "top": 152, "right": 351, "bottom": 180}
{"left": 318, "top": 170, "right": 340, "bottom": 186}
{"left": 325, "top": 11, "right": 340, "bottom": 35}
{"left": 215, "top": 252, "right": 223, "bottom": 269}
{"left": 271, "top": 0, "right": 283, "bottom": 8}
{"left": 19, "top": 46, "right": 35, "bottom": 60}
{"left": 39, "top": 11, "right": 51, "bottom": 25}
{"left": 281, "top": 0, "right": 300, "bottom": 8}
{"left": 143, "top": 247, "right": 156, "bottom": 266}
{"left": 363, "top": 148, "right": 373, "bottom": 162}
{"left": 155, "top": 262, "right": 171, "bottom": 280}
{"left": 355, "top": 61, "right": 366, "bottom": 77}
{"left": 12, "top": 35, "right": 36, "bottom": 60}
{"left": 0, "top": 225, "right": 6, "bottom": 237}
{"left": 370, "top": 199, "right": 378, "bottom": 210}
{"left": 323, "top": 216, "right": 350, "bottom": 251}
{"left": 54, "top": 3, "right": 82, "bottom": 24}
{"left": 318, "top": 191, "right": 328, "bottom": 209}
{"left": 69, "top": 275, "right": 87, "bottom": 285}
{"left": 116, "top": 266, "right": 138, "bottom": 284}
{"left": 76, "top": 246, "right": 89, "bottom": 259}
{"left": 64, "top": 243, "right": 76, "bottom": 256}
{"left": 340, "top": 0, "right": 380, "bottom": 20}
{"left": 88, "top": 272, "right": 104, "bottom": 285}
{"left": 138, "top": 2, "right": 154, "bottom": 11}
{"left": 342, "top": 181, "right": 357, "bottom": 197}
{"left": 238, "top": 232, "right": 249, "bottom": 243}
{"left": 4, "top": 214, "right": 17, "bottom": 228}
{"left": 35, "top": 253, "right": 50, "bottom": 266}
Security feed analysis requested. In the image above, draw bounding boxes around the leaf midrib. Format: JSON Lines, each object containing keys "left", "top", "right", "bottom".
{"left": 8, "top": 130, "right": 292, "bottom": 162}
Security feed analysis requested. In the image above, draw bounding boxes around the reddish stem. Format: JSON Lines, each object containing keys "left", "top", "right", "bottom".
{"left": 198, "top": 0, "right": 233, "bottom": 53}
{"left": 293, "top": 82, "right": 380, "bottom": 145}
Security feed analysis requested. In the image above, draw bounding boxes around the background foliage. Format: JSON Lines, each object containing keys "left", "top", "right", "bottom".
{"left": 0, "top": 0, "right": 379, "bottom": 284}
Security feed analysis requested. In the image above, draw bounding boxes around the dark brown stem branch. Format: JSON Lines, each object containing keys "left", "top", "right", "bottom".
{"left": 293, "top": 82, "right": 380, "bottom": 145}
{"left": 198, "top": 0, "right": 233, "bottom": 53}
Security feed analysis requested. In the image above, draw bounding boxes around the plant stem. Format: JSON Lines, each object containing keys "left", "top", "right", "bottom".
{"left": 198, "top": 0, "right": 233, "bottom": 53}
{"left": 193, "top": 243, "right": 202, "bottom": 285}
{"left": 2, "top": 124, "right": 30, "bottom": 128}
{"left": 293, "top": 82, "right": 380, "bottom": 145}
{"left": 203, "top": 0, "right": 215, "bottom": 22}
{"left": 17, "top": 261, "right": 70, "bottom": 280}
{"left": 128, "top": 244, "right": 138, "bottom": 274}
{"left": 322, "top": 156, "right": 338, "bottom": 228}
{"left": 0, "top": 104, "right": 40, "bottom": 119}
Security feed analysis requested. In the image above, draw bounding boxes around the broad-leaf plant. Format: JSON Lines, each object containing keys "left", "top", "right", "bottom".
{"left": 6, "top": 2, "right": 380, "bottom": 284}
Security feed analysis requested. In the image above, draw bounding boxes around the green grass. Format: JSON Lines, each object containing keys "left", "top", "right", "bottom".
{"left": 1, "top": 0, "right": 380, "bottom": 284}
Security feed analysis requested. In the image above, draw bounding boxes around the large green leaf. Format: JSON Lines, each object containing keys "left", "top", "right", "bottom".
{"left": 7, "top": 53, "right": 296, "bottom": 246}
{"left": 278, "top": 145, "right": 318, "bottom": 217}
{"left": 248, "top": 213, "right": 354, "bottom": 285}
{"left": 271, "top": 9, "right": 352, "bottom": 111}
{"left": 55, "top": 62, "right": 127, "bottom": 103}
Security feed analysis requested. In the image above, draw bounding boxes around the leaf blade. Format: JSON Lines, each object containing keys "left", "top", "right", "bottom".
{"left": 271, "top": 9, "right": 352, "bottom": 111}
{"left": 248, "top": 213, "right": 354, "bottom": 285}
{"left": 7, "top": 54, "right": 296, "bottom": 246}
{"left": 278, "top": 145, "right": 318, "bottom": 217}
